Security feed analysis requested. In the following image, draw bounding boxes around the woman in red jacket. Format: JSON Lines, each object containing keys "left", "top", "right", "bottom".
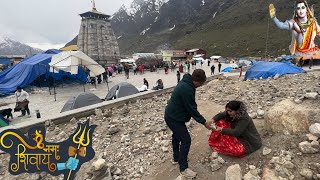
{"left": 208, "top": 101, "right": 262, "bottom": 157}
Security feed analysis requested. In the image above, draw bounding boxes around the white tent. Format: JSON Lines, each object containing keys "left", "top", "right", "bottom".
{"left": 120, "top": 58, "right": 135, "bottom": 63}
{"left": 210, "top": 56, "right": 222, "bottom": 60}
{"left": 49, "top": 51, "right": 105, "bottom": 77}
{"left": 192, "top": 57, "right": 205, "bottom": 62}
{"left": 193, "top": 54, "right": 205, "bottom": 58}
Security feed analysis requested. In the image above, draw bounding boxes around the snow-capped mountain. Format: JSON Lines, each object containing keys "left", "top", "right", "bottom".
{"left": 111, "top": 0, "right": 176, "bottom": 36}
{"left": 124, "top": 0, "right": 169, "bottom": 16}
{"left": 109, "top": 0, "right": 308, "bottom": 57}
{"left": 0, "top": 36, "right": 43, "bottom": 56}
{"left": 68, "top": 0, "right": 311, "bottom": 57}
{"left": 110, "top": 0, "right": 233, "bottom": 53}
{"left": 0, "top": 36, "right": 5, "bottom": 44}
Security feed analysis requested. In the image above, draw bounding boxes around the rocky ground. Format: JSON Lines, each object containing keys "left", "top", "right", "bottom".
{"left": 1, "top": 71, "right": 320, "bottom": 180}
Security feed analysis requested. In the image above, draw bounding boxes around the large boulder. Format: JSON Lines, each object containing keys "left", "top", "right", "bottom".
{"left": 264, "top": 99, "right": 312, "bottom": 135}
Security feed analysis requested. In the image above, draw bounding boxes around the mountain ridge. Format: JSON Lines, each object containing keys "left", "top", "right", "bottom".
{"left": 66, "top": 0, "right": 320, "bottom": 57}
{"left": 0, "top": 36, "right": 43, "bottom": 56}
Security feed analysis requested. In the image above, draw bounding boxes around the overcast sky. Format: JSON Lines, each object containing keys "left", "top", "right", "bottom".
{"left": 0, "top": 0, "right": 133, "bottom": 50}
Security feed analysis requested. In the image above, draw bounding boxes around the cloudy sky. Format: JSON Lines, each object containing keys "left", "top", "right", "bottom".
{"left": 0, "top": 0, "right": 133, "bottom": 50}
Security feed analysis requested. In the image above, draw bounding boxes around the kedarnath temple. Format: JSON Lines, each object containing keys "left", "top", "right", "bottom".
{"left": 77, "top": 0, "right": 120, "bottom": 66}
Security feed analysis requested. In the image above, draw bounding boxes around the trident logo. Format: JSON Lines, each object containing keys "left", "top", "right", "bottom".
{"left": 67, "top": 121, "right": 95, "bottom": 180}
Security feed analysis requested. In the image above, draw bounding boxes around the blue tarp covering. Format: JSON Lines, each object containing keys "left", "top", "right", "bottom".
{"left": 283, "top": 55, "right": 296, "bottom": 60}
{"left": 45, "top": 49, "right": 62, "bottom": 54}
{"left": 222, "top": 67, "right": 232, "bottom": 72}
{"left": 0, "top": 53, "right": 87, "bottom": 95}
{"left": 0, "top": 58, "right": 10, "bottom": 65}
{"left": 244, "top": 62, "right": 304, "bottom": 80}
{"left": 280, "top": 60, "right": 292, "bottom": 65}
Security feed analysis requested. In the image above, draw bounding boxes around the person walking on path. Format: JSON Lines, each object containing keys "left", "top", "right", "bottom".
{"left": 298, "top": 57, "right": 303, "bottom": 67}
{"left": 309, "top": 57, "right": 314, "bottom": 69}
{"left": 176, "top": 71, "right": 181, "bottom": 84}
{"left": 179, "top": 64, "right": 183, "bottom": 73}
{"left": 210, "top": 64, "right": 215, "bottom": 75}
{"left": 108, "top": 68, "right": 113, "bottom": 82}
{"left": 143, "top": 78, "right": 149, "bottom": 89}
{"left": 141, "top": 64, "right": 145, "bottom": 74}
{"left": 165, "top": 69, "right": 214, "bottom": 179}
{"left": 138, "top": 65, "right": 143, "bottom": 75}
{"left": 239, "top": 66, "right": 243, "bottom": 78}
{"left": 15, "top": 86, "right": 31, "bottom": 117}
{"left": 218, "top": 62, "right": 222, "bottom": 72}
{"left": 133, "top": 64, "right": 137, "bottom": 75}
{"left": 124, "top": 64, "right": 130, "bottom": 79}
{"left": 208, "top": 59, "right": 211, "bottom": 66}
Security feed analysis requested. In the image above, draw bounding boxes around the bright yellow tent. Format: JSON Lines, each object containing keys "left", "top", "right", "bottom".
{"left": 60, "top": 45, "right": 79, "bottom": 51}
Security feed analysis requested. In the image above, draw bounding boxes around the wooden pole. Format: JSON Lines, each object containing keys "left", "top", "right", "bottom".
{"left": 53, "top": 68, "right": 56, "bottom": 101}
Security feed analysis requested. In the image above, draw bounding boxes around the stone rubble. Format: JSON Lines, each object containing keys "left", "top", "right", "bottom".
{"left": 243, "top": 165, "right": 261, "bottom": 180}
{"left": 309, "top": 123, "right": 320, "bottom": 137}
{"left": 306, "top": 133, "right": 319, "bottom": 142}
{"left": 299, "top": 168, "right": 313, "bottom": 180}
{"left": 225, "top": 164, "right": 242, "bottom": 180}
{"left": 262, "top": 147, "right": 272, "bottom": 156}
{"left": 199, "top": 152, "right": 226, "bottom": 172}
{"left": 299, "top": 141, "right": 320, "bottom": 154}
{"left": 263, "top": 150, "right": 297, "bottom": 179}
{"left": 304, "top": 92, "right": 318, "bottom": 100}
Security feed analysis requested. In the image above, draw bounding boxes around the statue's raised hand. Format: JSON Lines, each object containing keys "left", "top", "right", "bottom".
{"left": 269, "top": 4, "right": 276, "bottom": 19}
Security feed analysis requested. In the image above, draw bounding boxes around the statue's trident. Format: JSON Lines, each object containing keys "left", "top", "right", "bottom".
{"left": 67, "top": 122, "right": 92, "bottom": 180}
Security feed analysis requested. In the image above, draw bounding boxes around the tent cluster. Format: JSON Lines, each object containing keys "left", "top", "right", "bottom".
{"left": 244, "top": 61, "right": 305, "bottom": 80}
{"left": 0, "top": 50, "right": 105, "bottom": 95}
{"left": 222, "top": 59, "right": 256, "bottom": 72}
{"left": 61, "top": 92, "right": 103, "bottom": 113}
{"left": 61, "top": 82, "right": 140, "bottom": 113}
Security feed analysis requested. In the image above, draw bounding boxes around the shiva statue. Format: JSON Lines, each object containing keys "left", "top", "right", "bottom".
{"left": 270, "top": 0, "right": 320, "bottom": 59}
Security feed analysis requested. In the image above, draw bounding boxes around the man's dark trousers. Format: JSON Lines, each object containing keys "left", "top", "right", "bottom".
{"left": 165, "top": 118, "right": 191, "bottom": 172}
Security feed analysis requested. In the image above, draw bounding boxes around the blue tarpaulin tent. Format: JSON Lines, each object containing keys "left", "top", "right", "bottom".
{"left": 0, "top": 52, "right": 87, "bottom": 95}
{"left": 280, "top": 59, "right": 292, "bottom": 65}
{"left": 283, "top": 55, "right": 296, "bottom": 60}
{"left": 222, "top": 67, "right": 233, "bottom": 72}
{"left": 0, "top": 58, "right": 11, "bottom": 66}
{"left": 244, "top": 62, "right": 304, "bottom": 80}
{"left": 45, "top": 49, "right": 62, "bottom": 54}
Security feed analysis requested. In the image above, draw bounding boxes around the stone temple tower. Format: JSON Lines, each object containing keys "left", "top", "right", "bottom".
{"left": 77, "top": 0, "right": 120, "bottom": 66}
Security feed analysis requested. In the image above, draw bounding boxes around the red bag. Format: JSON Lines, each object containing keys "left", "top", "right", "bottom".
{"left": 208, "top": 119, "right": 246, "bottom": 157}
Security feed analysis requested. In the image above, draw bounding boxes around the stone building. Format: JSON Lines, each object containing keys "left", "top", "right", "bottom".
{"left": 77, "top": 1, "right": 120, "bottom": 66}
